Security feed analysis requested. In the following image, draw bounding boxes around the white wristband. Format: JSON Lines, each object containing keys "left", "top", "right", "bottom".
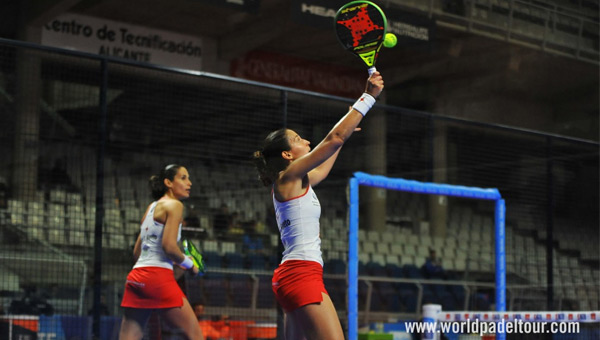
{"left": 179, "top": 257, "right": 194, "bottom": 270}
{"left": 352, "top": 93, "right": 376, "bottom": 116}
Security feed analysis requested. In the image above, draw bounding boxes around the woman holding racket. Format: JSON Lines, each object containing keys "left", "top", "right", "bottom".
{"left": 252, "top": 71, "right": 384, "bottom": 339}
{"left": 119, "top": 164, "right": 203, "bottom": 340}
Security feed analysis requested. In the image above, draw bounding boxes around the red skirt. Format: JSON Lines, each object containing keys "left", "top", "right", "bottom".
{"left": 272, "top": 260, "right": 328, "bottom": 312}
{"left": 121, "top": 267, "right": 185, "bottom": 309}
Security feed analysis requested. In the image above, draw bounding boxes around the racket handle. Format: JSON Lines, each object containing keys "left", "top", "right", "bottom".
{"left": 368, "top": 66, "right": 377, "bottom": 75}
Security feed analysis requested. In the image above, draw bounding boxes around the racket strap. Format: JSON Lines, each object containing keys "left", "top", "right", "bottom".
{"left": 352, "top": 93, "right": 376, "bottom": 116}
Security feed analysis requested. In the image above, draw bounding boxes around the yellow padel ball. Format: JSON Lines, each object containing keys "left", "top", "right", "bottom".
{"left": 383, "top": 33, "right": 397, "bottom": 48}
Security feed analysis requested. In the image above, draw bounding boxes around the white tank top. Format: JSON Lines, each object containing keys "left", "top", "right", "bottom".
{"left": 273, "top": 185, "right": 323, "bottom": 266}
{"left": 134, "top": 201, "right": 182, "bottom": 270}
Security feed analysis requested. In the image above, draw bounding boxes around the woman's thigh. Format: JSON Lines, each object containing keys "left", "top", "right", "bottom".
{"left": 119, "top": 308, "right": 153, "bottom": 340}
{"left": 159, "top": 298, "right": 204, "bottom": 340}
{"left": 288, "top": 293, "right": 344, "bottom": 340}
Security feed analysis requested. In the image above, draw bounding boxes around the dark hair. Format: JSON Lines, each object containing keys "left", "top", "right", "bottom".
{"left": 252, "top": 128, "right": 291, "bottom": 186}
{"left": 149, "top": 164, "right": 183, "bottom": 200}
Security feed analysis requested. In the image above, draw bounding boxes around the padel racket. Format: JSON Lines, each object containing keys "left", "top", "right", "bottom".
{"left": 182, "top": 239, "right": 205, "bottom": 275}
{"left": 335, "top": 1, "right": 387, "bottom": 75}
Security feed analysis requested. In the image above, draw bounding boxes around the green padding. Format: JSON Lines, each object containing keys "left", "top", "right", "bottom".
{"left": 358, "top": 333, "right": 393, "bottom": 340}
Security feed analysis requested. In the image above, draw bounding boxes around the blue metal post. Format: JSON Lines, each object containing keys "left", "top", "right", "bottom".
{"left": 495, "top": 198, "right": 506, "bottom": 340}
{"left": 348, "top": 178, "right": 359, "bottom": 340}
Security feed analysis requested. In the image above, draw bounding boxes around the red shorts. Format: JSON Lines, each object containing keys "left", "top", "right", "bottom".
{"left": 272, "top": 260, "right": 328, "bottom": 312}
{"left": 121, "top": 267, "right": 186, "bottom": 309}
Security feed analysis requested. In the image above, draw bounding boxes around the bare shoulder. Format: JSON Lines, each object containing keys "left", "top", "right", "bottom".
{"left": 156, "top": 199, "right": 184, "bottom": 217}
{"left": 161, "top": 199, "right": 183, "bottom": 211}
{"left": 274, "top": 176, "right": 309, "bottom": 201}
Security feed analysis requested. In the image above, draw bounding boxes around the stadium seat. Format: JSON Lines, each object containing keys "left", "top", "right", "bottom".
{"left": 108, "top": 234, "right": 126, "bottom": 249}
{"left": 202, "top": 240, "right": 219, "bottom": 253}
{"left": 366, "top": 230, "right": 380, "bottom": 242}
{"left": 0, "top": 267, "right": 20, "bottom": 292}
{"left": 203, "top": 273, "right": 228, "bottom": 307}
{"left": 70, "top": 230, "right": 87, "bottom": 246}
{"left": 371, "top": 254, "right": 386, "bottom": 266}
{"left": 376, "top": 242, "right": 389, "bottom": 255}
{"left": 421, "top": 285, "right": 438, "bottom": 305}
{"left": 50, "top": 189, "right": 67, "bottom": 203}
{"left": 385, "top": 254, "right": 400, "bottom": 266}
{"left": 361, "top": 241, "right": 376, "bottom": 254}
{"left": 390, "top": 244, "right": 403, "bottom": 255}
{"left": 28, "top": 227, "right": 45, "bottom": 240}
{"left": 27, "top": 214, "right": 44, "bottom": 228}
{"left": 381, "top": 231, "right": 394, "bottom": 243}
{"left": 256, "top": 274, "right": 276, "bottom": 308}
{"left": 324, "top": 278, "right": 346, "bottom": 307}
{"left": 221, "top": 241, "right": 236, "bottom": 254}
{"left": 404, "top": 264, "right": 422, "bottom": 279}
{"left": 449, "top": 285, "right": 466, "bottom": 308}
{"left": 369, "top": 291, "right": 386, "bottom": 311}
{"left": 266, "top": 254, "right": 279, "bottom": 269}
{"left": 328, "top": 250, "right": 342, "bottom": 260}
{"left": 105, "top": 208, "right": 123, "bottom": 233}
{"left": 401, "top": 293, "right": 418, "bottom": 313}
{"left": 385, "top": 263, "right": 403, "bottom": 277}
{"left": 400, "top": 255, "right": 416, "bottom": 267}
{"left": 247, "top": 254, "right": 267, "bottom": 270}
{"left": 367, "top": 262, "right": 387, "bottom": 277}
{"left": 48, "top": 228, "right": 68, "bottom": 245}
{"left": 358, "top": 280, "right": 368, "bottom": 310}
{"left": 224, "top": 252, "right": 245, "bottom": 269}
{"left": 326, "top": 259, "right": 346, "bottom": 275}
{"left": 203, "top": 251, "right": 222, "bottom": 268}
{"left": 228, "top": 273, "right": 252, "bottom": 308}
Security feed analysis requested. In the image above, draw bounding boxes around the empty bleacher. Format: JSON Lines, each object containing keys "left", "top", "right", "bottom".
{"left": 1, "top": 143, "right": 598, "bottom": 319}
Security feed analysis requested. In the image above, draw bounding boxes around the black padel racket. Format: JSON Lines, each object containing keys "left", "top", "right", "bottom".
{"left": 182, "top": 239, "right": 205, "bottom": 275}
{"left": 335, "top": 1, "right": 387, "bottom": 75}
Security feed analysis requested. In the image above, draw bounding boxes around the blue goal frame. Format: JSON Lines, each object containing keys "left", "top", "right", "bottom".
{"left": 348, "top": 172, "right": 506, "bottom": 340}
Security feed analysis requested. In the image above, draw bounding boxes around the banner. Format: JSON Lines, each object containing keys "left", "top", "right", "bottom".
{"left": 0, "top": 316, "right": 38, "bottom": 340}
{"left": 191, "top": 0, "right": 260, "bottom": 13}
{"left": 291, "top": 0, "right": 435, "bottom": 44}
{"left": 42, "top": 14, "right": 203, "bottom": 70}
{"left": 290, "top": 0, "right": 347, "bottom": 28}
{"left": 231, "top": 50, "right": 365, "bottom": 98}
{"left": 386, "top": 8, "right": 435, "bottom": 45}
{"left": 441, "top": 311, "right": 599, "bottom": 323}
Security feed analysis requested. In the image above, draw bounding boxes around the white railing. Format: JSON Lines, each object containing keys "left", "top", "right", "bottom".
{"left": 391, "top": 0, "right": 599, "bottom": 64}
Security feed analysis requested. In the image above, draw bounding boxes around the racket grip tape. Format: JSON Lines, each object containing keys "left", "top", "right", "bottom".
{"left": 368, "top": 66, "right": 377, "bottom": 75}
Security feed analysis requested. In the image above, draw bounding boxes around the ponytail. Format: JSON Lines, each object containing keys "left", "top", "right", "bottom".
{"left": 252, "top": 129, "right": 290, "bottom": 187}
{"left": 149, "top": 164, "right": 182, "bottom": 200}
{"left": 252, "top": 150, "right": 275, "bottom": 186}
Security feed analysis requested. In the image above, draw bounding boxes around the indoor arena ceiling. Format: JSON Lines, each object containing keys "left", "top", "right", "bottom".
{"left": 1, "top": 0, "right": 598, "bottom": 140}
{"left": 48, "top": 1, "right": 598, "bottom": 91}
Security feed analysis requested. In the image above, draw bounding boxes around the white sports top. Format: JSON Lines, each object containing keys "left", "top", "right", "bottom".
{"left": 134, "top": 201, "right": 182, "bottom": 270}
{"left": 273, "top": 185, "right": 323, "bottom": 266}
